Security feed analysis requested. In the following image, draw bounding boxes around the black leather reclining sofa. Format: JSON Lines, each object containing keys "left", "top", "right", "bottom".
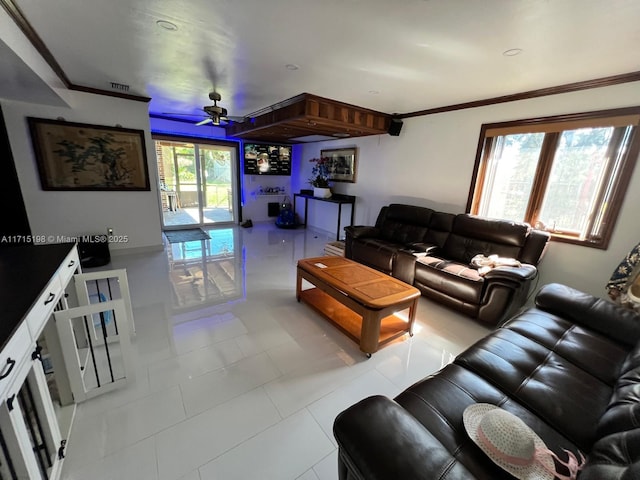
{"left": 333, "top": 283, "right": 640, "bottom": 479}
{"left": 344, "top": 204, "right": 549, "bottom": 326}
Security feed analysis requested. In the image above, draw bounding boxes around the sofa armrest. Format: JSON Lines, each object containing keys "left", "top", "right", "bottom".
{"left": 477, "top": 265, "right": 538, "bottom": 325}
{"left": 344, "top": 226, "right": 382, "bottom": 259}
{"left": 334, "top": 395, "right": 470, "bottom": 480}
{"left": 535, "top": 283, "right": 640, "bottom": 347}
{"left": 392, "top": 245, "right": 443, "bottom": 284}
{"left": 406, "top": 242, "right": 440, "bottom": 254}
{"left": 392, "top": 250, "right": 418, "bottom": 284}
{"left": 483, "top": 264, "right": 537, "bottom": 283}
{"left": 520, "top": 229, "right": 550, "bottom": 265}
{"left": 344, "top": 225, "right": 380, "bottom": 239}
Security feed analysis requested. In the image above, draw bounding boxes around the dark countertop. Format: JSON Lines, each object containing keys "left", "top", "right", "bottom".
{"left": 0, "top": 243, "right": 75, "bottom": 350}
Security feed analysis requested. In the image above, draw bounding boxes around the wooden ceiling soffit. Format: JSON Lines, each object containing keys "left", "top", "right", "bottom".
{"left": 226, "top": 93, "right": 392, "bottom": 142}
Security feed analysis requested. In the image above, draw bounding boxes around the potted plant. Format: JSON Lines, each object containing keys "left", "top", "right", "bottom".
{"left": 308, "top": 157, "right": 332, "bottom": 198}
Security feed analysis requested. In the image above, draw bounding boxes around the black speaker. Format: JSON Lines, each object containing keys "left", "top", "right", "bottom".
{"left": 268, "top": 202, "right": 280, "bottom": 217}
{"left": 78, "top": 235, "right": 111, "bottom": 268}
{"left": 388, "top": 119, "right": 403, "bottom": 136}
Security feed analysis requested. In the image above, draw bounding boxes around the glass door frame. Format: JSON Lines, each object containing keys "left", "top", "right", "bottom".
{"left": 153, "top": 134, "right": 242, "bottom": 230}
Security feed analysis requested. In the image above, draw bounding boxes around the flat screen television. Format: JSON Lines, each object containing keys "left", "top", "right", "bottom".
{"left": 243, "top": 143, "right": 292, "bottom": 176}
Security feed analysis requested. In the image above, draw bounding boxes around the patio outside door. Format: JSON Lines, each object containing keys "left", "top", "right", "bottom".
{"left": 155, "top": 138, "right": 239, "bottom": 228}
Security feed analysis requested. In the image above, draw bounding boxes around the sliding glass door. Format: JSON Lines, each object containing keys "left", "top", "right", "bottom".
{"left": 154, "top": 136, "right": 240, "bottom": 229}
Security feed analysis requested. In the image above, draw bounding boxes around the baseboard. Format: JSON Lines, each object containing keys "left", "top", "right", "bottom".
{"left": 307, "top": 225, "right": 340, "bottom": 240}
{"left": 110, "top": 244, "right": 164, "bottom": 256}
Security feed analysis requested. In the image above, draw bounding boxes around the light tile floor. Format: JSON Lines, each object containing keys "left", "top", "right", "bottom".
{"left": 60, "top": 223, "right": 491, "bottom": 480}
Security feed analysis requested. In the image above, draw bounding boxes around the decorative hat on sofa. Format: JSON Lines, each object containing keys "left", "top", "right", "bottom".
{"left": 606, "top": 241, "right": 640, "bottom": 309}
{"left": 463, "top": 403, "right": 585, "bottom": 480}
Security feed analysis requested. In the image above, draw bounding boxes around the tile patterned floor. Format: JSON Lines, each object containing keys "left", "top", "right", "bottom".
{"left": 60, "top": 223, "right": 491, "bottom": 480}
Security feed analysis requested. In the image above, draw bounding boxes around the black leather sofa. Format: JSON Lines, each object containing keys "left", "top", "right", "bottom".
{"left": 333, "top": 283, "right": 640, "bottom": 480}
{"left": 344, "top": 204, "right": 549, "bottom": 326}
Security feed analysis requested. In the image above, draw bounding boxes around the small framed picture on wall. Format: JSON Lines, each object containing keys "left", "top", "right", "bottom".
{"left": 321, "top": 147, "right": 357, "bottom": 183}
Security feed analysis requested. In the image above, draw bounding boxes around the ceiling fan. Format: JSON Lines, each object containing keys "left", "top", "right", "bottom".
{"left": 164, "top": 92, "right": 247, "bottom": 126}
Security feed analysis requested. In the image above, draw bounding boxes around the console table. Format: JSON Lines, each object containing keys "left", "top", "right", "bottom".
{"left": 293, "top": 193, "right": 356, "bottom": 240}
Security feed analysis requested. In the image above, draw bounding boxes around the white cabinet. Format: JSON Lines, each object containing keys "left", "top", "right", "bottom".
{"left": 25, "top": 277, "right": 62, "bottom": 341}
{"left": 0, "top": 323, "right": 31, "bottom": 401}
{"left": 0, "top": 352, "right": 63, "bottom": 479}
{"left": 0, "top": 244, "right": 134, "bottom": 480}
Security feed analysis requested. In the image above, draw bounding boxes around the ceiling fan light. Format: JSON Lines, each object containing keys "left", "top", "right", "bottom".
{"left": 156, "top": 20, "right": 178, "bottom": 31}
{"left": 503, "top": 48, "right": 523, "bottom": 56}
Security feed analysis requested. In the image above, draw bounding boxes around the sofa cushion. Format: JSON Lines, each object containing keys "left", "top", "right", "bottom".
{"left": 386, "top": 204, "right": 435, "bottom": 226}
{"left": 452, "top": 214, "right": 530, "bottom": 247}
{"left": 536, "top": 283, "right": 640, "bottom": 349}
{"left": 379, "top": 222, "right": 430, "bottom": 245}
{"left": 504, "top": 310, "right": 629, "bottom": 386}
{"left": 455, "top": 327, "right": 613, "bottom": 451}
{"left": 424, "top": 212, "right": 455, "bottom": 247}
{"left": 415, "top": 256, "right": 484, "bottom": 304}
{"left": 502, "top": 308, "right": 640, "bottom": 443}
{"left": 379, "top": 205, "right": 435, "bottom": 244}
{"left": 443, "top": 215, "right": 529, "bottom": 263}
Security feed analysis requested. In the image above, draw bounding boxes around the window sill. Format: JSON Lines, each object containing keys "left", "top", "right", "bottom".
{"left": 548, "top": 233, "right": 607, "bottom": 250}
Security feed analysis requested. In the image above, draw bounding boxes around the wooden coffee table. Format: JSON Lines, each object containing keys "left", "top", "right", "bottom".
{"left": 296, "top": 256, "right": 420, "bottom": 357}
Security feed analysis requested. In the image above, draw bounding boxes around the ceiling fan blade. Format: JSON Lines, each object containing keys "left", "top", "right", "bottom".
{"left": 195, "top": 118, "right": 214, "bottom": 126}
{"left": 161, "top": 112, "right": 208, "bottom": 117}
{"left": 224, "top": 115, "right": 247, "bottom": 123}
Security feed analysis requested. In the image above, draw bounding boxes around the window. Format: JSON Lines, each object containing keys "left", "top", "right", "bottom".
{"left": 467, "top": 108, "right": 640, "bottom": 249}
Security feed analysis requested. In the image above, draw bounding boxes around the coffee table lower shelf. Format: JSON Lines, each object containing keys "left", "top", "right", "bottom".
{"left": 298, "top": 287, "right": 412, "bottom": 356}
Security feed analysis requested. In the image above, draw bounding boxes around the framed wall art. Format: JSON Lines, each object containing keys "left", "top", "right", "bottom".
{"left": 27, "top": 117, "right": 150, "bottom": 191}
{"left": 321, "top": 147, "right": 357, "bottom": 183}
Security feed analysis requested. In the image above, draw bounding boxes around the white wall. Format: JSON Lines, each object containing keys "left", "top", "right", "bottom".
{"left": 2, "top": 90, "right": 163, "bottom": 251}
{"left": 298, "top": 82, "right": 640, "bottom": 298}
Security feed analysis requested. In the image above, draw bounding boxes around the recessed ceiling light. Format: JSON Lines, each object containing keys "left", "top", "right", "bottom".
{"left": 333, "top": 133, "right": 351, "bottom": 138}
{"left": 285, "top": 64, "right": 299, "bottom": 70}
{"left": 368, "top": 90, "right": 380, "bottom": 95}
{"left": 156, "top": 20, "right": 178, "bottom": 31}
{"left": 503, "top": 48, "right": 523, "bottom": 57}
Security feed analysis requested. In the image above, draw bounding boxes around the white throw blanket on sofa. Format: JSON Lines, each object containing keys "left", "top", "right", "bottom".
{"left": 471, "top": 254, "right": 522, "bottom": 276}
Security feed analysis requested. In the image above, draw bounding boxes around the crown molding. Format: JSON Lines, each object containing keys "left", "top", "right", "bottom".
{"left": 0, "top": 0, "right": 151, "bottom": 103}
{"left": 398, "top": 71, "right": 640, "bottom": 119}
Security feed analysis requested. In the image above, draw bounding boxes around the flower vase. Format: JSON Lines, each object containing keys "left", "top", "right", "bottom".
{"left": 313, "top": 187, "right": 332, "bottom": 199}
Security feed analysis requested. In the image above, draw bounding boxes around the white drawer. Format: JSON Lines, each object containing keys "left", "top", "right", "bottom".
{"left": 0, "top": 322, "right": 31, "bottom": 399}
{"left": 25, "top": 275, "right": 63, "bottom": 339}
{"left": 59, "top": 246, "right": 80, "bottom": 287}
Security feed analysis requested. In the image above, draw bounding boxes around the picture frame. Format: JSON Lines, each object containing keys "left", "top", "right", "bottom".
{"left": 27, "top": 117, "right": 150, "bottom": 191}
{"left": 321, "top": 147, "right": 357, "bottom": 183}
